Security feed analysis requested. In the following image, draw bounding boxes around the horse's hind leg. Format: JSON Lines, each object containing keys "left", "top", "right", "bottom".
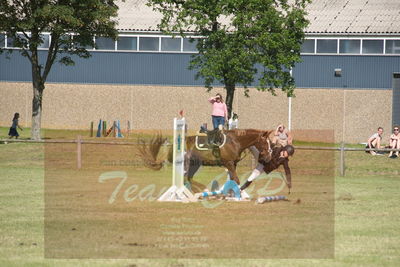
{"left": 187, "top": 157, "right": 201, "bottom": 183}
{"left": 184, "top": 153, "right": 201, "bottom": 186}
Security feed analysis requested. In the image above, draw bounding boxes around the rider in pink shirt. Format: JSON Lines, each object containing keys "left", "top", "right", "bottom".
{"left": 209, "top": 93, "right": 228, "bottom": 129}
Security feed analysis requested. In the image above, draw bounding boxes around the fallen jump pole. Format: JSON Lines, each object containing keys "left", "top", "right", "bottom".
{"left": 201, "top": 180, "right": 242, "bottom": 199}
{"left": 256, "top": 195, "right": 286, "bottom": 204}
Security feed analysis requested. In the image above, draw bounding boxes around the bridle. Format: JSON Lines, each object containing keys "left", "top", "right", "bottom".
{"left": 256, "top": 132, "right": 273, "bottom": 159}
{"left": 266, "top": 138, "right": 273, "bottom": 155}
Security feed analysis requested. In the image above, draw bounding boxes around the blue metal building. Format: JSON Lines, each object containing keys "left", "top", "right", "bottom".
{"left": 1, "top": 0, "right": 400, "bottom": 130}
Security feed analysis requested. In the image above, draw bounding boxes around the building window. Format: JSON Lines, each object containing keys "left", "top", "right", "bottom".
{"left": 362, "top": 40, "right": 383, "bottom": 54}
{"left": 96, "top": 37, "right": 115, "bottom": 50}
{"left": 386, "top": 40, "right": 400, "bottom": 54}
{"left": 161, "top": 37, "right": 181, "bottom": 51}
{"left": 0, "top": 34, "right": 5, "bottom": 48}
{"left": 7, "top": 33, "right": 29, "bottom": 48}
{"left": 301, "top": 39, "right": 315, "bottom": 53}
{"left": 73, "top": 35, "right": 94, "bottom": 50}
{"left": 5, "top": 33, "right": 399, "bottom": 56}
{"left": 339, "top": 39, "right": 360, "bottom": 54}
{"left": 317, "top": 39, "right": 337, "bottom": 53}
{"left": 59, "top": 35, "right": 73, "bottom": 50}
{"left": 38, "top": 34, "right": 50, "bottom": 49}
{"left": 117, "top": 37, "right": 137, "bottom": 50}
{"left": 6, "top": 35, "right": 14, "bottom": 47}
{"left": 139, "top": 37, "right": 159, "bottom": 51}
{"left": 183, "top": 38, "right": 198, "bottom": 52}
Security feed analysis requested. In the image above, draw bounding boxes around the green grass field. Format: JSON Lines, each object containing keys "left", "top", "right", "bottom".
{"left": 1, "top": 127, "right": 399, "bottom": 266}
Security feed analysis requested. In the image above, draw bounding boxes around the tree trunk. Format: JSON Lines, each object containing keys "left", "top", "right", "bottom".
{"left": 30, "top": 42, "right": 45, "bottom": 141}
{"left": 31, "top": 84, "right": 44, "bottom": 140}
{"left": 225, "top": 84, "right": 235, "bottom": 119}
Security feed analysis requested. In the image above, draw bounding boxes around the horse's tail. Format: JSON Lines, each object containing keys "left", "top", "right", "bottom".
{"left": 137, "top": 133, "right": 168, "bottom": 170}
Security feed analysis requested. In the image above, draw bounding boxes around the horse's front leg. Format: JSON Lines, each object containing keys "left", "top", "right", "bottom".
{"left": 224, "top": 161, "right": 240, "bottom": 185}
{"left": 183, "top": 150, "right": 192, "bottom": 185}
{"left": 184, "top": 151, "right": 202, "bottom": 191}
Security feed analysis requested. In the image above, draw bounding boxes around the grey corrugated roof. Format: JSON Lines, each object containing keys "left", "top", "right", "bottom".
{"left": 116, "top": 0, "right": 400, "bottom": 34}
{"left": 117, "top": 0, "right": 162, "bottom": 32}
{"left": 306, "top": 0, "right": 400, "bottom": 34}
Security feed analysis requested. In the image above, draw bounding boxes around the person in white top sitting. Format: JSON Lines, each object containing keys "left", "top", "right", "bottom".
{"left": 366, "top": 127, "right": 383, "bottom": 155}
{"left": 273, "top": 124, "right": 292, "bottom": 147}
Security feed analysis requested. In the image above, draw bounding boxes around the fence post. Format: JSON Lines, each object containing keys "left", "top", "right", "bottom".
{"left": 102, "top": 121, "right": 107, "bottom": 137}
{"left": 90, "top": 121, "right": 94, "bottom": 137}
{"left": 340, "top": 142, "right": 345, "bottom": 176}
{"left": 77, "top": 135, "right": 82, "bottom": 169}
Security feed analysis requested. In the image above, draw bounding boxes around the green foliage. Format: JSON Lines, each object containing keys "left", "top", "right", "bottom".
{"left": 0, "top": 0, "right": 120, "bottom": 140}
{"left": 0, "top": 0, "right": 119, "bottom": 82}
{"left": 149, "top": 0, "right": 310, "bottom": 97}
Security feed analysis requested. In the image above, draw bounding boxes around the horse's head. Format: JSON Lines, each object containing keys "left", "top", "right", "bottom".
{"left": 257, "top": 131, "right": 273, "bottom": 162}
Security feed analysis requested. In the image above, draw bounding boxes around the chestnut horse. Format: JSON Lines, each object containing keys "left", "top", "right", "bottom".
{"left": 138, "top": 129, "right": 272, "bottom": 187}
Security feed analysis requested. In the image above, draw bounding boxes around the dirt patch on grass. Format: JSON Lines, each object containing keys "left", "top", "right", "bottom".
{"left": 44, "top": 143, "right": 334, "bottom": 259}
{"left": 337, "top": 193, "right": 354, "bottom": 201}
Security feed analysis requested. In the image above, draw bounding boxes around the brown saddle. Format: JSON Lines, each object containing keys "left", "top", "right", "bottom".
{"left": 195, "top": 129, "right": 226, "bottom": 150}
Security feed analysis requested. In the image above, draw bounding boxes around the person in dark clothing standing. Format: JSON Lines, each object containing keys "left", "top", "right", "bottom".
{"left": 240, "top": 145, "right": 295, "bottom": 191}
{"left": 8, "top": 113, "right": 23, "bottom": 139}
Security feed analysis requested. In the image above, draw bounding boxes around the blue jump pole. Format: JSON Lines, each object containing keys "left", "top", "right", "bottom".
{"left": 96, "top": 119, "right": 102, "bottom": 137}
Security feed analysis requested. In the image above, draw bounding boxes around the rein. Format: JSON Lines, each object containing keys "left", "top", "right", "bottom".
{"left": 266, "top": 138, "right": 272, "bottom": 155}
{"left": 255, "top": 132, "right": 273, "bottom": 158}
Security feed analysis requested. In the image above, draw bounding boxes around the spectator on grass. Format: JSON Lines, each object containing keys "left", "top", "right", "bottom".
{"left": 273, "top": 124, "right": 292, "bottom": 147}
{"left": 366, "top": 127, "right": 383, "bottom": 155}
{"left": 208, "top": 93, "right": 228, "bottom": 130}
{"left": 8, "top": 113, "right": 23, "bottom": 139}
{"left": 388, "top": 126, "right": 400, "bottom": 158}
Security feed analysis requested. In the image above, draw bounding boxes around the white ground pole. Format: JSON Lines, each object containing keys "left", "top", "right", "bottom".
{"left": 288, "top": 68, "right": 293, "bottom": 131}
{"left": 340, "top": 89, "right": 346, "bottom": 176}
{"left": 158, "top": 118, "right": 194, "bottom": 202}
{"left": 288, "top": 96, "right": 292, "bottom": 131}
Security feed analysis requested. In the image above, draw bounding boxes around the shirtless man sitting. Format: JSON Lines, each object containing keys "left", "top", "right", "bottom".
{"left": 388, "top": 126, "right": 400, "bottom": 158}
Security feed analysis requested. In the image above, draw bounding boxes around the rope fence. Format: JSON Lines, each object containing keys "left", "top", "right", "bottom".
{"left": 1, "top": 137, "right": 399, "bottom": 176}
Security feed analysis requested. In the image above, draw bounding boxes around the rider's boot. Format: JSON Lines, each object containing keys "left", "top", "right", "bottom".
{"left": 240, "top": 180, "right": 253, "bottom": 191}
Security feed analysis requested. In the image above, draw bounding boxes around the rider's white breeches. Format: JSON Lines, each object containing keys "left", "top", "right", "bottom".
{"left": 247, "top": 163, "right": 265, "bottom": 182}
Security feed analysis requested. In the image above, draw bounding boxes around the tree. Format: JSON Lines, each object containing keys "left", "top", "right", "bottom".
{"left": 0, "top": 0, "right": 119, "bottom": 140}
{"left": 148, "top": 0, "right": 310, "bottom": 118}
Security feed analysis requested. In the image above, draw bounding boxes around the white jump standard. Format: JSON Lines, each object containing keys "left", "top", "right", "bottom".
{"left": 158, "top": 118, "right": 194, "bottom": 202}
